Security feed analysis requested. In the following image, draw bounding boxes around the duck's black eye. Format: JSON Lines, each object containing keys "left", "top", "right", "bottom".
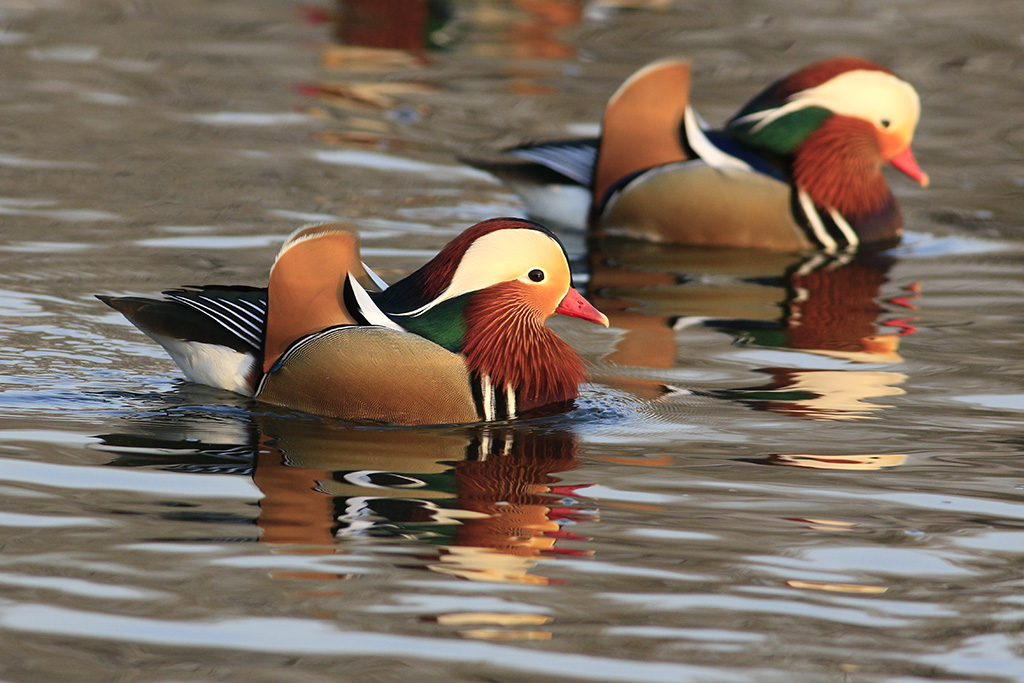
{"left": 528, "top": 269, "right": 545, "bottom": 282}
{"left": 880, "top": 118, "right": 891, "bottom": 128}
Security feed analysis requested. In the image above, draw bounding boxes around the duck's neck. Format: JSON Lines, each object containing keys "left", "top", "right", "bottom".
{"left": 791, "top": 116, "right": 893, "bottom": 221}
{"left": 460, "top": 285, "right": 587, "bottom": 415}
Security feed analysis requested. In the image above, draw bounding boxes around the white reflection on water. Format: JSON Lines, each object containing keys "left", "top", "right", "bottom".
{"left": 185, "top": 112, "right": 312, "bottom": 126}
{"left": 0, "top": 456, "right": 261, "bottom": 499}
{"left": 602, "top": 592, "right": 908, "bottom": 628}
{"left": 751, "top": 546, "right": 973, "bottom": 578}
{"left": 206, "top": 554, "right": 369, "bottom": 575}
{"left": 0, "top": 241, "right": 92, "bottom": 253}
{"left": 0, "top": 511, "right": 107, "bottom": 528}
{"left": 0, "top": 603, "right": 750, "bottom": 683}
{"left": 0, "top": 202, "right": 118, "bottom": 222}
{"left": 135, "top": 235, "right": 287, "bottom": 249}
{"left": 0, "top": 156, "right": 94, "bottom": 169}
{"left": 268, "top": 209, "right": 341, "bottom": 223}
{"left": 27, "top": 45, "right": 100, "bottom": 62}
{"left": 953, "top": 394, "right": 1024, "bottom": 411}
{"left": 0, "top": 573, "right": 164, "bottom": 601}
{"left": 314, "top": 149, "right": 497, "bottom": 181}
{"left": 920, "top": 633, "right": 1024, "bottom": 681}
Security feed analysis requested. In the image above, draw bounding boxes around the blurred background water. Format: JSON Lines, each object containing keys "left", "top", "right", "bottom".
{"left": 1, "top": 1, "right": 1023, "bottom": 681}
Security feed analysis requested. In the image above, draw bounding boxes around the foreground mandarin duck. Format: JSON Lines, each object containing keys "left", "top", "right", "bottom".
{"left": 479, "top": 56, "right": 928, "bottom": 251}
{"left": 99, "top": 218, "right": 608, "bottom": 425}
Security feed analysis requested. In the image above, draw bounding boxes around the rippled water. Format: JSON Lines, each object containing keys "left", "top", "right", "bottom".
{"left": 1, "top": 1, "right": 1023, "bottom": 681}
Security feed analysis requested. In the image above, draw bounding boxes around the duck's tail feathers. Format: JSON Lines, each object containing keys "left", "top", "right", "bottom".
{"left": 98, "top": 292, "right": 263, "bottom": 396}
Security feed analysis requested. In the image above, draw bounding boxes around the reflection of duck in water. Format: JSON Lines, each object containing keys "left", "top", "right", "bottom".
{"left": 473, "top": 57, "right": 927, "bottom": 250}
{"left": 98, "top": 409, "right": 590, "bottom": 585}
{"left": 589, "top": 240, "right": 912, "bottom": 366}
{"left": 587, "top": 240, "right": 918, "bottom": 419}
{"left": 711, "top": 368, "right": 907, "bottom": 421}
{"left": 329, "top": 0, "right": 456, "bottom": 53}
{"left": 692, "top": 249, "right": 911, "bottom": 364}
{"left": 324, "top": 0, "right": 580, "bottom": 60}
{"left": 756, "top": 453, "right": 907, "bottom": 470}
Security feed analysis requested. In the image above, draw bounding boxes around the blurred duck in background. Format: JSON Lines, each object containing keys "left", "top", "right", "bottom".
{"left": 477, "top": 57, "right": 928, "bottom": 252}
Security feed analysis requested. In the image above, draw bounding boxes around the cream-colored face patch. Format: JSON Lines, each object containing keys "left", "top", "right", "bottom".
{"left": 736, "top": 69, "right": 921, "bottom": 145}
{"left": 399, "top": 229, "right": 571, "bottom": 316}
{"left": 792, "top": 70, "right": 921, "bottom": 142}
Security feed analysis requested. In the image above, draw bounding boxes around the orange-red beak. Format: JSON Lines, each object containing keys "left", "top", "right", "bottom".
{"left": 556, "top": 288, "right": 609, "bottom": 327}
{"left": 889, "top": 147, "right": 929, "bottom": 188}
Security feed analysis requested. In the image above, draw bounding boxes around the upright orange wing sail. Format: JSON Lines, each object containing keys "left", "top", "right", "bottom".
{"left": 264, "top": 224, "right": 369, "bottom": 372}
{"left": 592, "top": 59, "right": 692, "bottom": 209}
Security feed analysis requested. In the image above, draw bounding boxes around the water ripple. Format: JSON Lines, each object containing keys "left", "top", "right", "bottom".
{"left": 0, "top": 603, "right": 752, "bottom": 683}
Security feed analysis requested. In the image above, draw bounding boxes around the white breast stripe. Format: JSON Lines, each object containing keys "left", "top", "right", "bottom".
{"left": 798, "top": 190, "right": 838, "bottom": 252}
{"left": 347, "top": 274, "right": 403, "bottom": 330}
{"left": 828, "top": 208, "right": 859, "bottom": 250}
{"left": 505, "top": 384, "right": 517, "bottom": 420}
{"left": 481, "top": 374, "right": 495, "bottom": 422}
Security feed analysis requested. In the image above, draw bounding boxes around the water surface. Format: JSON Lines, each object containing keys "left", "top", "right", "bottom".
{"left": 1, "top": 1, "right": 1023, "bottom": 681}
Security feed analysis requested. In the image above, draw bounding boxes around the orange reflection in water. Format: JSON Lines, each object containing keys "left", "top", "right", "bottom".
{"left": 99, "top": 414, "right": 593, "bottom": 588}
{"left": 763, "top": 453, "right": 908, "bottom": 470}
{"left": 500, "top": 0, "right": 583, "bottom": 61}
{"left": 718, "top": 368, "right": 908, "bottom": 421}
{"left": 328, "top": 0, "right": 584, "bottom": 61}
{"left": 252, "top": 418, "right": 591, "bottom": 585}
{"left": 588, "top": 239, "right": 919, "bottom": 420}
{"left": 333, "top": 0, "right": 439, "bottom": 53}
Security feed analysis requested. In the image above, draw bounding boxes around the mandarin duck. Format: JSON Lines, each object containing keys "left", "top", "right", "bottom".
{"left": 99, "top": 218, "right": 608, "bottom": 425}
{"left": 482, "top": 56, "right": 928, "bottom": 251}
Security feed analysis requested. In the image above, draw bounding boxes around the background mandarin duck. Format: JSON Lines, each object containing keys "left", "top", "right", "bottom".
{"left": 99, "top": 218, "right": 608, "bottom": 425}
{"left": 482, "top": 56, "right": 928, "bottom": 252}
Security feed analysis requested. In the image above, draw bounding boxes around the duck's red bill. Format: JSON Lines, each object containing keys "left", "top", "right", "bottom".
{"left": 556, "top": 288, "right": 609, "bottom": 327}
{"left": 890, "top": 147, "right": 929, "bottom": 188}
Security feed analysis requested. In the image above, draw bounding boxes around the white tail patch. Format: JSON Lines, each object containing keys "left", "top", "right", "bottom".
{"left": 152, "top": 336, "right": 257, "bottom": 396}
